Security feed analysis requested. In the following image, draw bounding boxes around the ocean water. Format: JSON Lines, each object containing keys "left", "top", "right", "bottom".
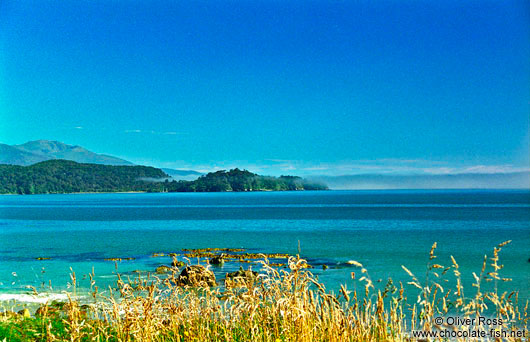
{"left": 0, "top": 190, "right": 529, "bottom": 305}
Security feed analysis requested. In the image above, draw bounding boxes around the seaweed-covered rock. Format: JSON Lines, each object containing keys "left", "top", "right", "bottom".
{"left": 177, "top": 265, "right": 217, "bottom": 287}
{"left": 104, "top": 257, "right": 135, "bottom": 261}
{"left": 156, "top": 265, "right": 173, "bottom": 274}
{"left": 225, "top": 267, "right": 259, "bottom": 288}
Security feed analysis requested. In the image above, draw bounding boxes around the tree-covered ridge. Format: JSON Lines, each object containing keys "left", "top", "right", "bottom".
{"left": 167, "top": 169, "right": 328, "bottom": 192}
{"left": 0, "top": 159, "right": 167, "bottom": 194}
{"left": 0, "top": 160, "right": 327, "bottom": 194}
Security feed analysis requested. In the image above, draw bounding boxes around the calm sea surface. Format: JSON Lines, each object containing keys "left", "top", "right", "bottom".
{"left": 0, "top": 190, "right": 529, "bottom": 304}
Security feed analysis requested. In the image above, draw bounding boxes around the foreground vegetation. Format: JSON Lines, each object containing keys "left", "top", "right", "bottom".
{"left": 0, "top": 160, "right": 327, "bottom": 194}
{"left": 0, "top": 241, "right": 527, "bottom": 341}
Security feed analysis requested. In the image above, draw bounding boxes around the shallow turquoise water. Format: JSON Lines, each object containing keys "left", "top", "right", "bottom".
{"left": 0, "top": 190, "right": 529, "bottom": 303}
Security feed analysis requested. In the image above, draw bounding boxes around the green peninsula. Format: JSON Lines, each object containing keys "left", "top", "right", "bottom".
{"left": 0, "top": 160, "right": 327, "bottom": 194}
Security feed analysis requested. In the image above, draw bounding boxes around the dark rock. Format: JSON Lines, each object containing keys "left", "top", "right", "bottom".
{"left": 171, "top": 260, "right": 185, "bottom": 268}
{"left": 210, "top": 254, "right": 225, "bottom": 265}
{"left": 35, "top": 305, "right": 61, "bottom": 317}
{"left": 177, "top": 265, "right": 217, "bottom": 287}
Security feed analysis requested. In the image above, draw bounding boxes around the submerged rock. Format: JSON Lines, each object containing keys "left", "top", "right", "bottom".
{"left": 238, "top": 252, "right": 290, "bottom": 260}
{"left": 182, "top": 248, "right": 246, "bottom": 259}
{"left": 104, "top": 257, "right": 135, "bottom": 261}
{"left": 182, "top": 248, "right": 245, "bottom": 253}
{"left": 177, "top": 265, "right": 217, "bottom": 287}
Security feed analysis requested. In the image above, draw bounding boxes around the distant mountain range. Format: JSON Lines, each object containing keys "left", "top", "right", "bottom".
{"left": 0, "top": 140, "right": 132, "bottom": 166}
{"left": 0, "top": 140, "right": 202, "bottom": 179}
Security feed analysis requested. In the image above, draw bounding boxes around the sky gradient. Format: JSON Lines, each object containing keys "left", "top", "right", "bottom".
{"left": 1, "top": 0, "right": 529, "bottom": 176}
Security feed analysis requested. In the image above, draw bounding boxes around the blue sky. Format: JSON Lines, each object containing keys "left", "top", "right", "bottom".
{"left": 1, "top": 0, "right": 529, "bottom": 176}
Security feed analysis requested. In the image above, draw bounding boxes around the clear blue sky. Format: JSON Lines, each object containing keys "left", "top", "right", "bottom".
{"left": 1, "top": 0, "right": 529, "bottom": 176}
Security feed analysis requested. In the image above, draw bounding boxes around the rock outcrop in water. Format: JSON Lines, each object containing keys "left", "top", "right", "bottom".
{"left": 177, "top": 265, "right": 217, "bottom": 287}
{"left": 156, "top": 265, "right": 173, "bottom": 274}
{"left": 225, "top": 267, "right": 258, "bottom": 288}
{"left": 210, "top": 254, "right": 225, "bottom": 265}
{"left": 171, "top": 259, "right": 186, "bottom": 268}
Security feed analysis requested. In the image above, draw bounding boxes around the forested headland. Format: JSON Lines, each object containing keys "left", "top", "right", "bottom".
{"left": 0, "top": 160, "right": 327, "bottom": 194}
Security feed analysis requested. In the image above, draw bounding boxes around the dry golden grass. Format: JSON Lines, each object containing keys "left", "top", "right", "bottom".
{"left": 2, "top": 241, "right": 528, "bottom": 341}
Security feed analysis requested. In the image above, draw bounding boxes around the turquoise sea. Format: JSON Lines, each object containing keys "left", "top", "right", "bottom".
{"left": 0, "top": 190, "right": 529, "bottom": 305}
